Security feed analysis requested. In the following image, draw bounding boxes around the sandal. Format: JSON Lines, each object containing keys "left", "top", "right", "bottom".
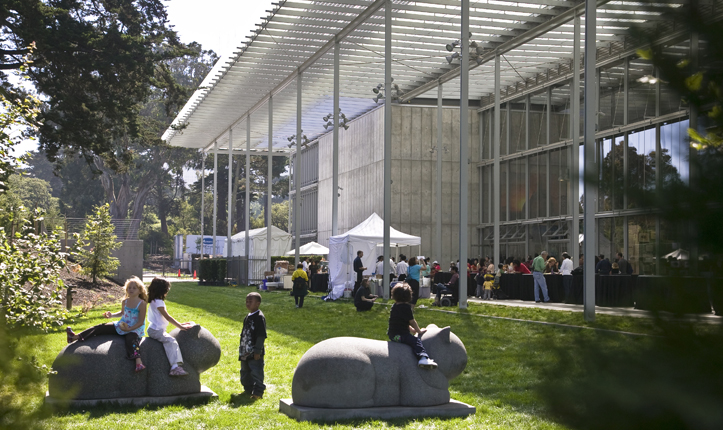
{"left": 66, "top": 327, "right": 76, "bottom": 344}
{"left": 135, "top": 363, "right": 146, "bottom": 373}
{"left": 169, "top": 366, "right": 189, "bottom": 376}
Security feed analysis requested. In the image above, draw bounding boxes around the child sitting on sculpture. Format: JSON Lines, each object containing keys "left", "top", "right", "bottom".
{"left": 239, "top": 292, "right": 267, "bottom": 399}
{"left": 146, "top": 277, "right": 195, "bottom": 376}
{"left": 66, "top": 277, "right": 148, "bottom": 372}
{"left": 387, "top": 283, "right": 437, "bottom": 369}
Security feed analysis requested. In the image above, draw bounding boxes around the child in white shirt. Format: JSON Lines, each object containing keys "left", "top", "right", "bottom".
{"left": 146, "top": 278, "right": 194, "bottom": 376}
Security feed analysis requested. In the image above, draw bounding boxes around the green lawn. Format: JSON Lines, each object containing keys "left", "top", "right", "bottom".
{"left": 21, "top": 282, "right": 656, "bottom": 429}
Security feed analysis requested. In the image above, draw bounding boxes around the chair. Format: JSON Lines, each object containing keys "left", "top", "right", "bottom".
{"left": 439, "top": 278, "right": 460, "bottom": 307}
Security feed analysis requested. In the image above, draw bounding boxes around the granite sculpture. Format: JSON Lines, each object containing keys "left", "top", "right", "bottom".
{"left": 291, "top": 324, "right": 467, "bottom": 408}
{"left": 48, "top": 324, "right": 220, "bottom": 401}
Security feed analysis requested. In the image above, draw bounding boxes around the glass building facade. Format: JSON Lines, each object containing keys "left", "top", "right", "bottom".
{"left": 477, "top": 39, "right": 693, "bottom": 275}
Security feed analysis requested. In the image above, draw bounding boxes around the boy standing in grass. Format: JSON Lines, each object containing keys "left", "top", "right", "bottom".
{"left": 239, "top": 292, "right": 266, "bottom": 399}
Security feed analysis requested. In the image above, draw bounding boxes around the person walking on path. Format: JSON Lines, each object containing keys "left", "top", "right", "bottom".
{"left": 532, "top": 251, "right": 551, "bottom": 303}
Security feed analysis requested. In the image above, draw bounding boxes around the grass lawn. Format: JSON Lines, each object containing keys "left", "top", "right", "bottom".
{"left": 20, "top": 282, "right": 657, "bottom": 429}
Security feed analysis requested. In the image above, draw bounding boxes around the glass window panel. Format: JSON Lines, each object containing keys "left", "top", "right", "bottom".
{"left": 628, "top": 215, "right": 656, "bottom": 275}
{"left": 599, "top": 60, "right": 625, "bottom": 131}
{"left": 529, "top": 91, "right": 547, "bottom": 148}
{"left": 627, "top": 127, "right": 656, "bottom": 209}
{"left": 613, "top": 135, "right": 624, "bottom": 210}
{"left": 598, "top": 218, "right": 613, "bottom": 260}
{"left": 614, "top": 217, "right": 625, "bottom": 259}
{"left": 660, "top": 40, "right": 689, "bottom": 115}
{"left": 660, "top": 119, "right": 690, "bottom": 186}
{"left": 550, "top": 150, "right": 561, "bottom": 217}
{"left": 560, "top": 148, "right": 569, "bottom": 216}
{"left": 529, "top": 154, "right": 546, "bottom": 218}
{"left": 481, "top": 110, "right": 491, "bottom": 160}
{"left": 509, "top": 101, "right": 526, "bottom": 154}
{"left": 550, "top": 82, "right": 571, "bottom": 143}
{"left": 500, "top": 103, "right": 508, "bottom": 156}
{"left": 628, "top": 58, "right": 656, "bottom": 124}
{"left": 598, "top": 137, "right": 613, "bottom": 211}
{"left": 509, "top": 159, "right": 526, "bottom": 220}
{"left": 500, "top": 162, "right": 508, "bottom": 222}
{"left": 528, "top": 224, "right": 544, "bottom": 258}
{"left": 660, "top": 219, "right": 684, "bottom": 276}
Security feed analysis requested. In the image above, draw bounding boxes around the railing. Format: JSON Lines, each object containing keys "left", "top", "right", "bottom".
{"left": 227, "top": 256, "right": 268, "bottom": 286}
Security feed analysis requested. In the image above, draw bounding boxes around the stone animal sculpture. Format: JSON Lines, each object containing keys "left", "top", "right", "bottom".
{"left": 292, "top": 324, "right": 467, "bottom": 408}
{"left": 48, "top": 325, "right": 220, "bottom": 400}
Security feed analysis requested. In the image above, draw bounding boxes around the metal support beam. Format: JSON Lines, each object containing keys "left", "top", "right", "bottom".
{"left": 332, "top": 38, "right": 340, "bottom": 237}
{"left": 583, "top": 0, "right": 597, "bottom": 322}
{"left": 267, "top": 96, "right": 273, "bottom": 271}
{"left": 459, "top": 0, "right": 469, "bottom": 309}
{"left": 212, "top": 140, "right": 218, "bottom": 256}
{"left": 571, "top": 15, "right": 581, "bottom": 266}
{"left": 201, "top": 153, "right": 206, "bottom": 245}
{"left": 493, "top": 55, "right": 501, "bottom": 269}
{"left": 295, "top": 72, "right": 302, "bottom": 267}
{"left": 382, "top": 0, "right": 392, "bottom": 299}
{"left": 227, "top": 129, "right": 233, "bottom": 258}
{"left": 245, "top": 116, "right": 251, "bottom": 284}
{"left": 436, "top": 82, "right": 443, "bottom": 265}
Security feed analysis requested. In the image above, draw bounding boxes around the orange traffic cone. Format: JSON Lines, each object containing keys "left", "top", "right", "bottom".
{"left": 178, "top": 269, "right": 181, "bottom": 278}
{"left": 193, "top": 270, "right": 197, "bottom": 279}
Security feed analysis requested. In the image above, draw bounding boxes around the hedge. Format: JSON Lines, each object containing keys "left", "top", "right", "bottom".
{"left": 198, "top": 258, "right": 227, "bottom": 285}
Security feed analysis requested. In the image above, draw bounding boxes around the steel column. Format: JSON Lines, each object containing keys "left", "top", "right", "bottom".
{"left": 245, "top": 116, "right": 251, "bottom": 284}
{"left": 382, "top": 0, "right": 392, "bottom": 299}
{"left": 436, "top": 82, "right": 443, "bottom": 267}
{"left": 295, "top": 72, "right": 302, "bottom": 267}
{"left": 572, "top": 15, "right": 581, "bottom": 266}
{"left": 212, "top": 140, "right": 218, "bottom": 256}
{"left": 267, "top": 96, "right": 273, "bottom": 271}
{"left": 201, "top": 153, "right": 206, "bottom": 247}
{"left": 583, "top": 0, "right": 597, "bottom": 322}
{"left": 493, "top": 55, "right": 501, "bottom": 268}
{"left": 332, "top": 38, "right": 340, "bottom": 237}
{"left": 228, "top": 129, "right": 233, "bottom": 258}
{"left": 458, "top": 0, "right": 469, "bottom": 309}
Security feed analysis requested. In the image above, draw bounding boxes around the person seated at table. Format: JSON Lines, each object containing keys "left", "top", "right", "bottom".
{"left": 354, "top": 279, "right": 377, "bottom": 312}
{"left": 544, "top": 257, "right": 559, "bottom": 274}
{"left": 512, "top": 259, "right": 531, "bottom": 274}
{"left": 433, "top": 266, "right": 459, "bottom": 306}
{"left": 611, "top": 262, "right": 621, "bottom": 275}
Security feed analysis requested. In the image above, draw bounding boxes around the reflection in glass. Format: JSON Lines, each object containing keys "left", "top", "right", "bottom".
{"left": 627, "top": 127, "right": 656, "bottom": 209}
{"left": 628, "top": 215, "right": 655, "bottom": 275}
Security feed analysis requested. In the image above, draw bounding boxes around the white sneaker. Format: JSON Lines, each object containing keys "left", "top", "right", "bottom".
{"left": 417, "top": 357, "right": 438, "bottom": 369}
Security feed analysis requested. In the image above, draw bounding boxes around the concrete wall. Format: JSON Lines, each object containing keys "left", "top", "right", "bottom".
{"left": 63, "top": 239, "right": 143, "bottom": 284}
{"left": 317, "top": 104, "right": 480, "bottom": 264}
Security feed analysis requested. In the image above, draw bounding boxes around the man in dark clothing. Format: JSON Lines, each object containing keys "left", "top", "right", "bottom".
{"left": 354, "top": 279, "right": 377, "bottom": 311}
{"left": 616, "top": 252, "right": 631, "bottom": 274}
{"left": 352, "top": 250, "right": 366, "bottom": 299}
{"left": 596, "top": 254, "right": 612, "bottom": 275}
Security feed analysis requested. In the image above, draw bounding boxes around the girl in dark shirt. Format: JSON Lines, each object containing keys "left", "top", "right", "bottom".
{"left": 387, "top": 283, "right": 437, "bottom": 369}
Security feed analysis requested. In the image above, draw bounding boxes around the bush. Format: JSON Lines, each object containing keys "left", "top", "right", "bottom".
{"left": 73, "top": 204, "right": 121, "bottom": 284}
{"left": 198, "top": 258, "right": 226, "bottom": 284}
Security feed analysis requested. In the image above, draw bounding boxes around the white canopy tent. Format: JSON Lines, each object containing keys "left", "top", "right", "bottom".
{"left": 286, "top": 241, "right": 329, "bottom": 256}
{"left": 327, "top": 213, "right": 421, "bottom": 300}
{"left": 230, "top": 226, "right": 292, "bottom": 283}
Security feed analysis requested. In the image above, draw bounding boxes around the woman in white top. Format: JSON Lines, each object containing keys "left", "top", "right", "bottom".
{"left": 147, "top": 278, "right": 194, "bottom": 376}
{"left": 560, "top": 253, "right": 574, "bottom": 303}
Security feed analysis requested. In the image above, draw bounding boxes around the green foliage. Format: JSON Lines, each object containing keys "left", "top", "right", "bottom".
{"left": 272, "top": 200, "right": 289, "bottom": 232}
{"left": 1, "top": 0, "right": 192, "bottom": 162}
{"left": 73, "top": 204, "right": 122, "bottom": 284}
{"left": 0, "top": 174, "right": 62, "bottom": 230}
{"left": 0, "top": 209, "right": 70, "bottom": 330}
{"left": 198, "top": 259, "right": 226, "bottom": 284}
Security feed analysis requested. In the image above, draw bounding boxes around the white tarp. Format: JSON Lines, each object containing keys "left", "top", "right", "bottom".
{"left": 327, "top": 213, "right": 420, "bottom": 300}
{"left": 286, "top": 241, "right": 329, "bottom": 255}
{"left": 230, "top": 226, "right": 292, "bottom": 283}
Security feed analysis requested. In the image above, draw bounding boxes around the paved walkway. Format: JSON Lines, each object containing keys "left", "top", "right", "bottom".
{"left": 465, "top": 297, "right": 722, "bottom": 323}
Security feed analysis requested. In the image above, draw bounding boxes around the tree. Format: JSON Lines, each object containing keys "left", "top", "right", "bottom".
{"left": 0, "top": 174, "right": 61, "bottom": 230}
{"left": 73, "top": 204, "right": 121, "bottom": 284}
{"left": 272, "top": 200, "right": 289, "bottom": 232}
{"left": 1, "top": 1, "right": 191, "bottom": 162}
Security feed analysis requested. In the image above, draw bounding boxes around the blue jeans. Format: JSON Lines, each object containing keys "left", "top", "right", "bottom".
{"left": 240, "top": 356, "right": 265, "bottom": 396}
{"left": 435, "top": 284, "right": 452, "bottom": 303}
{"left": 389, "top": 333, "right": 428, "bottom": 359}
{"left": 532, "top": 271, "right": 550, "bottom": 302}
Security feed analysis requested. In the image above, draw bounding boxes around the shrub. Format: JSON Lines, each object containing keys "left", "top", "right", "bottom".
{"left": 73, "top": 204, "right": 121, "bottom": 284}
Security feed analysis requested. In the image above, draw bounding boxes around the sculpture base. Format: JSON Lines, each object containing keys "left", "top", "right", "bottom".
{"left": 279, "top": 398, "right": 476, "bottom": 422}
{"left": 45, "top": 385, "right": 217, "bottom": 408}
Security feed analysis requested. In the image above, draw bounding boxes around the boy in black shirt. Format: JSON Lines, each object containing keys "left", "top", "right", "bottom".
{"left": 239, "top": 292, "right": 267, "bottom": 399}
{"left": 388, "top": 283, "right": 437, "bottom": 369}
